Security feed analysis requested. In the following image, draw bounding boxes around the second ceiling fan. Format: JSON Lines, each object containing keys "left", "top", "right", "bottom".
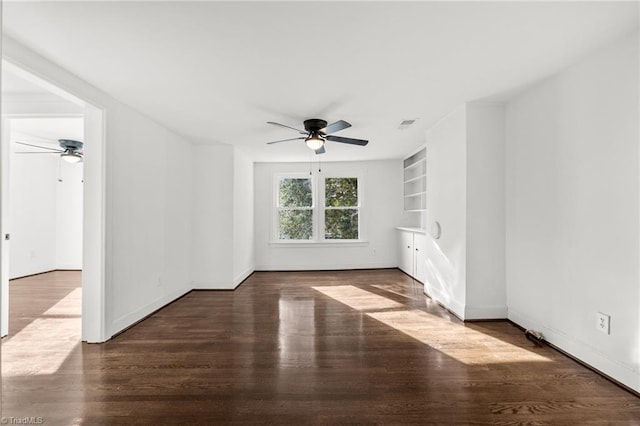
{"left": 267, "top": 119, "right": 368, "bottom": 154}
{"left": 15, "top": 139, "right": 84, "bottom": 163}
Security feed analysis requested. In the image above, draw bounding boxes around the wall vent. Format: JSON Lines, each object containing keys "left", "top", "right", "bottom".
{"left": 398, "top": 119, "right": 417, "bottom": 130}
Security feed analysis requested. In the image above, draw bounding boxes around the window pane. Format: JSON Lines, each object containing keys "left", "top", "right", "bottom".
{"left": 325, "top": 178, "right": 357, "bottom": 207}
{"left": 279, "top": 210, "right": 313, "bottom": 240}
{"left": 325, "top": 209, "right": 358, "bottom": 240}
{"left": 279, "top": 178, "right": 312, "bottom": 208}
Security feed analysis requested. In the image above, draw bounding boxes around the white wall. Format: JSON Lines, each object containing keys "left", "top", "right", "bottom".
{"left": 108, "top": 105, "right": 194, "bottom": 334}
{"left": 254, "top": 160, "right": 403, "bottom": 270}
{"left": 191, "top": 145, "right": 255, "bottom": 289}
{"left": 191, "top": 145, "right": 234, "bottom": 289}
{"left": 465, "top": 103, "right": 506, "bottom": 318}
{"left": 505, "top": 32, "right": 639, "bottom": 392}
{"left": 233, "top": 148, "right": 254, "bottom": 284}
{"left": 424, "top": 106, "right": 468, "bottom": 317}
{"left": 8, "top": 134, "right": 57, "bottom": 278}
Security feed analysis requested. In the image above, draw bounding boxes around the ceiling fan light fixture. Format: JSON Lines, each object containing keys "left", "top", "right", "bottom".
{"left": 61, "top": 151, "right": 83, "bottom": 163}
{"left": 305, "top": 133, "right": 325, "bottom": 150}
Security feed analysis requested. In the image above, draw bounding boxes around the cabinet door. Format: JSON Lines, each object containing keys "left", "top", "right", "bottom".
{"left": 398, "top": 231, "right": 414, "bottom": 275}
{"left": 413, "top": 233, "right": 427, "bottom": 283}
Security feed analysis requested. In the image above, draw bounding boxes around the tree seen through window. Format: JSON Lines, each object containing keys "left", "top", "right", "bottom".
{"left": 278, "top": 178, "right": 313, "bottom": 240}
{"left": 325, "top": 178, "right": 358, "bottom": 240}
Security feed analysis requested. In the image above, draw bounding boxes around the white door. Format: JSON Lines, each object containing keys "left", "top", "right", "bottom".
{"left": 1, "top": 118, "right": 10, "bottom": 337}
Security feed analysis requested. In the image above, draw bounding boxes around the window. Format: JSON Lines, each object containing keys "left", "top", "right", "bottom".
{"left": 324, "top": 177, "right": 359, "bottom": 240}
{"left": 276, "top": 175, "right": 361, "bottom": 242}
{"left": 277, "top": 177, "right": 313, "bottom": 240}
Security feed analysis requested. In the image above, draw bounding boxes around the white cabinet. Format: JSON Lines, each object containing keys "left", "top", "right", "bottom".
{"left": 397, "top": 228, "right": 426, "bottom": 283}
{"left": 398, "top": 230, "right": 414, "bottom": 274}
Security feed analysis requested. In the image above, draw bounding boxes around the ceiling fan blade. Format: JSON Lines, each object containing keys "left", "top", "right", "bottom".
{"left": 15, "top": 151, "right": 60, "bottom": 154}
{"left": 15, "top": 141, "right": 63, "bottom": 152}
{"left": 267, "top": 121, "right": 307, "bottom": 135}
{"left": 321, "top": 120, "right": 351, "bottom": 135}
{"left": 325, "top": 135, "right": 369, "bottom": 146}
{"left": 266, "top": 137, "right": 306, "bottom": 145}
{"left": 315, "top": 145, "right": 326, "bottom": 155}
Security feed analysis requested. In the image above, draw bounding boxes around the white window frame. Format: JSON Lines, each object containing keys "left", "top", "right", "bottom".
{"left": 272, "top": 173, "right": 365, "bottom": 245}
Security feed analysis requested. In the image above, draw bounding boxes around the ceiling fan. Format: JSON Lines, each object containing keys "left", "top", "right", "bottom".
{"left": 266, "top": 118, "right": 368, "bottom": 154}
{"left": 15, "top": 139, "right": 84, "bottom": 163}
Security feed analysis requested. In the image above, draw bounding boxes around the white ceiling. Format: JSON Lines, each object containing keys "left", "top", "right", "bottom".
{"left": 2, "top": 68, "right": 50, "bottom": 95}
{"left": 3, "top": 1, "right": 638, "bottom": 162}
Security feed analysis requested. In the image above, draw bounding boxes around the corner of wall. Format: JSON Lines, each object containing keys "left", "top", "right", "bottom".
{"left": 109, "top": 281, "right": 192, "bottom": 338}
{"left": 424, "top": 283, "right": 466, "bottom": 320}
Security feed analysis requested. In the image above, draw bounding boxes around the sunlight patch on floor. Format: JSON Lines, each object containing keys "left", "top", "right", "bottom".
{"left": 44, "top": 287, "right": 82, "bottom": 316}
{"left": 371, "top": 284, "right": 420, "bottom": 300}
{"left": 313, "top": 285, "right": 403, "bottom": 310}
{"left": 3, "top": 289, "right": 81, "bottom": 376}
{"left": 2, "top": 317, "right": 81, "bottom": 375}
{"left": 367, "top": 309, "right": 551, "bottom": 365}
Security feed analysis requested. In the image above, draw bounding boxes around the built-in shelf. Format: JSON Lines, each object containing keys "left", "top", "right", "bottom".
{"left": 404, "top": 192, "right": 426, "bottom": 198}
{"left": 404, "top": 175, "right": 424, "bottom": 184}
{"left": 403, "top": 158, "right": 426, "bottom": 171}
{"left": 403, "top": 148, "right": 427, "bottom": 212}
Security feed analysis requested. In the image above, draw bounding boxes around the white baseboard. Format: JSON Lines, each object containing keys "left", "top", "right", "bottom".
{"left": 509, "top": 308, "right": 639, "bottom": 393}
{"left": 192, "top": 281, "right": 235, "bottom": 290}
{"left": 109, "top": 284, "right": 192, "bottom": 337}
{"left": 55, "top": 264, "right": 82, "bottom": 270}
{"left": 465, "top": 305, "right": 507, "bottom": 320}
{"left": 192, "top": 266, "right": 255, "bottom": 290}
{"left": 254, "top": 263, "right": 397, "bottom": 271}
{"left": 423, "top": 284, "right": 507, "bottom": 321}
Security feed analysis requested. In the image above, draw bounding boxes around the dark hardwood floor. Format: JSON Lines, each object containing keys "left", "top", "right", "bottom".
{"left": 2, "top": 269, "right": 638, "bottom": 425}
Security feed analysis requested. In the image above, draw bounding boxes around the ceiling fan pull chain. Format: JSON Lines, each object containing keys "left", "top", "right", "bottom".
{"left": 57, "top": 158, "right": 63, "bottom": 182}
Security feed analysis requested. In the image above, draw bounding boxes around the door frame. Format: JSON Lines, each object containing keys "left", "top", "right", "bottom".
{"left": 0, "top": 60, "right": 107, "bottom": 342}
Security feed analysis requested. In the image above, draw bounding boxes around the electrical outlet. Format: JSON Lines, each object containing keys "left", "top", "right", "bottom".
{"left": 596, "top": 312, "right": 610, "bottom": 335}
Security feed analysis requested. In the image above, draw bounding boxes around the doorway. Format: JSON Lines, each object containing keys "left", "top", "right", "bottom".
{"left": 0, "top": 60, "right": 106, "bottom": 343}
{"left": 2, "top": 116, "right": 85, "bottom": 374}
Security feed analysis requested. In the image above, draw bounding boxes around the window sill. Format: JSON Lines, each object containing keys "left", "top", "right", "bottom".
{"left": 269, "top": 240, "right": 369, "bottom": 248}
